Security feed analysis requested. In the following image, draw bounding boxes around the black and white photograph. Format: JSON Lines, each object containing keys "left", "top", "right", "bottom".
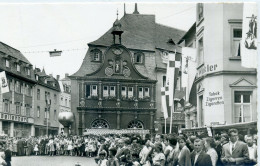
{"left": 0, "top": 2, "right": 258, "bottom": 166}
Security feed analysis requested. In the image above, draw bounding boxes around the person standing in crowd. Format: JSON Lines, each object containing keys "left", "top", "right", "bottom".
{"left": 244, "top": 135, "right": 257, "bottom": 165}
{"left": 190, "top": 139, "right": 212, "bottom": 166}
{"left": 177, "top": 136, "right": 191, "bottom": 166}
{"left": 17, "top": 138, "right": 23, "bottom": 156}
{"left": 12, "top": 138, "right": 17, "bottom": 157}
{"left": 155, "top": 135, "right": 165, "bottom": 151}
{"left": 4, "top": 144, "right": 12, "bottom": 166}
{"left": 221, "top": 128, "right": 249, "bottom": 165}
{"left": 107, "top": 147, "right": 119, "bottom": 166}
{"left": 152, "top": 142, "right": 165, "bottom": 166}
{"left": 0, "top": 143, "right": 7, "bottom": 166}
{"left": 205, "top": 137, "right": 218, "bottom": 166}
{"left": 139, "top": 139, "right": 152, "bottom": 166}
{"left": 166, "top": 136, "right": 179, "bottom": 166}
{"left": 214, "top": 135, "right": 223, "bottom": 166}
{"left": 164, "top": 136, "right": 173, "bottom": 162}
{"left": 220, "top": 134, "right": 229, "bottom": 147}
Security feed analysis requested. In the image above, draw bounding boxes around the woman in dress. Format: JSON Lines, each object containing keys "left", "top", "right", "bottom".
{"left": 177, "top": 136, "right": 191, "bottom": 166}
{"left": 152, "top": 142, "right": 165, "bottom": 166}
{"left": 205, "top": 137, "right": 218, "bottom": 166}
{"left": 49, "top": 138, "right": 55, "bottom": 156}
{"left": 12, "top": 138, "right": 17, "bottom": 156}
{"left": 34, "top": 143, "right": 39, "bottom": 155}
{"left": 67, "top": 138, "right": 73, "bottom": 156}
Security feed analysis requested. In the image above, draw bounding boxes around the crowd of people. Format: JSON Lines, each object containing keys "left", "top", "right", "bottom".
{"left": 0, "top": 128, "right": 257, "bottom": 166}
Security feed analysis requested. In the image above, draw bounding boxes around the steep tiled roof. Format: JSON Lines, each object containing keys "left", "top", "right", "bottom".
{"left": 89, "top": 14, "right": 185, "bottom": 51}
{"left": 72, "top": 13, "right": 185, "bottom": 78}
{"left": 0, "top": 42, "right": 31, "bottom": 64}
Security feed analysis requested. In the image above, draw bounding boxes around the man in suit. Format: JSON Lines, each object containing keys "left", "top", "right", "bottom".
{"left": 221, "top": 128, "right": 249, "bottom": 166}
{"left": 190, "top": 138, "right": 212, "bottom": 166}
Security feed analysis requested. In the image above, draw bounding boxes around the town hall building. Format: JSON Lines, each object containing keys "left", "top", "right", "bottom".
{"left": 69, "top": 6, "right": 186, "bottom": 135}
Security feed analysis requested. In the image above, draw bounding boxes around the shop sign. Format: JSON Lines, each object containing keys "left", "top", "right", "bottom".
{"left": 205, "top": 91, "right": 224, "bottom": 107}
{"left": 196, "top": 64, "right": 218, "bottom": 78}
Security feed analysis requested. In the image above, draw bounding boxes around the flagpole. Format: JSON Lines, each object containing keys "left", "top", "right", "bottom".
{"left": 164, "top": 118, "right": 166, "bottom": 134}
{"left": 170, "top": 106, "right": 173, "bottom": 134}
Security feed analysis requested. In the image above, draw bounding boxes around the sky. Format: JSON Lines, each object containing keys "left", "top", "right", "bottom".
{"left": 0, "top": 3, "right": 196, "bottom": 79}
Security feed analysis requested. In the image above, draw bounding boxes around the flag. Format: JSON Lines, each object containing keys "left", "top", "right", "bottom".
{"left": 161, "top": 87, "right": 168, "bottom": 119}
{"left": 181, "top": 47, "right": 197, "bottom": 101}
{"left": 49, "top": 49, "right": 62, "bottom": 57}
{"left": 166, "top": 52, "right": 181, "bottom": 107}
{"left": 0, "top": 71, "right": 9, "bottom": 93}
{"left": 241, "top": 3, "right": 258, "bottom": 68}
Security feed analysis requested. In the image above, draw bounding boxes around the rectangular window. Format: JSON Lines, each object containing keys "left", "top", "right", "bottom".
{"left": 144, "top": 87, "right": 150, "bottom": 97}
{"left": 110, "top": 86, "right": 115, "bottom": 97}
{"left": 37, "top": 106, "right": 40, "bottom": 118}
{"left": 15, "top": 81, "right": 21, "bottom": 93}
{"left": 4, "top": 101, "right": 9, "bottom": 113}
{"left": 16, "top": 103, "right": 21, "bottom": 115}
{"left": 17, "top": 64, "right": 20, "bottom": 72}
{"left": 163, "top": 76, "right": 166, "bottom": 87}
{"left": 26, "top": 85, "right": 32, "bottom": 96}
{"left": 234, "top": 91, "right": 252, "bottom": 123}
{"left": 103, "top": 86, "right": 108, "bottom": 97}
{"left": 36, "top": 89, "right": 40, "bottom": 100}
{"left": 139, "top": 87, "right": 143, "bottom": 99}
{"left": 27, "top": 68, "right": 30, "bottom": 76}
{"left": 232, "top": 29, "right": 242, "bottom": 57}
{"left": 93, "top": 52, "right": 100, "bottom": 61}
{"left": 86, "top": 85, "right": 91, "bottom": 98}
{"left": 5, "top": 59, "right": 9, "bottom": 68}
{"left": 26, "top": 107, "right": 30, "bottom": 117}
{"left": 35, "top": 75, "right": 39, "bottom": 81}
{"left": 121, "top": 86, "right": 126, "bottom": 97}
{"left": 128, "top": 87, "right": 133, "bottom": 97}
{"left": 198, "top": 38, "right": 204, "bottom": 65}
{"left": 91, "top": 85, "right": 97, "bottom": 96}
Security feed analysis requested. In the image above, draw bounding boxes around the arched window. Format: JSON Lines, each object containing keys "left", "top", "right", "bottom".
{"left": 128, "top": 120, "right": 144, "bottom": 129}
{"left": 91, "top": 119, "right": 109, "bottom": 129}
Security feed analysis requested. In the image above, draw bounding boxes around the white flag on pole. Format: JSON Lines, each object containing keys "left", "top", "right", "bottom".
{"left": 0, "top": 71, "right": 9, "bottom": 93}
{"left": 161, "top": 87, "right": 168, "bottom": 119}
{"left": 241, "top": 3, "right": 258, "bottom": 68}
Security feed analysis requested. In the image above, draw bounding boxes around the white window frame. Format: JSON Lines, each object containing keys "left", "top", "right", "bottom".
{"left": 128, "top": 87, "right": 133, "bottom": 97}
{"left": 3, "top": 100, "right": 9, "bottom": 113}
{"left": 121, "top": 86, "right": 127, "bottom": 97}
{"left": 138, "top": 87, "right": 144, "bottom": 99}
{"left": 110, "top": 86, "right": 116, "bottom": 97}
{"left": 144, "top": 87, "right": 150, "bottom": 97}
{"left": 103, "top": 86, "right": 109, "bottom": 97}
{"left": 230, "top": 23, "right": 242, "bottom": 57}
{"left": 91, "top": 85, "right": 97, "bottom": 96}
{"left": 37, "top": 106, "right": 40, "bottom": 118}
{"left": 16, "top": 103, "right": 21, "bottom": 115}
{"left": 5, "top": 59, "right": 9, "bottom": 68}
{"left": 234, "top": 91, "right": 252, "bottom": 123}
{"left": 17, "top": 64, "right": 20, "bottom": 72}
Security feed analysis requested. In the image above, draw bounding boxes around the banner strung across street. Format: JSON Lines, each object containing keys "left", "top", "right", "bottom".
{"left": 241, "top": 3, "right": 257, "bottom": 69}
{"left": 0, "top": 71, "right": 9, "bottom": 94}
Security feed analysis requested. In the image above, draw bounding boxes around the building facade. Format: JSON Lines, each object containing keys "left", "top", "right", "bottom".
{"left": 70, "top": 7, "right": 186, "bottom": 135}
{"left": 34, "top": 68, "right": 61, "bottom": 136}
{"left": 0, "top": 42, "right": 35, "bottom": 137}
{"left": 58, "top": 73, "right": 71, "bottom": 133}
{"left": 182, "top": 3, "right": 257, "bottom": 129}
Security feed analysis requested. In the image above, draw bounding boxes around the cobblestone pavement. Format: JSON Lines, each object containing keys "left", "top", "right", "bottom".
{"left": 12, "top": 156, "right": 96, "bottom": 166}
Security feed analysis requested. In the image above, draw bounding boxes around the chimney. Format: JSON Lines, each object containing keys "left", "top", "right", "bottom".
{"left": 56, "top": 75, "right": 60, "bottom": 81}
{"left": 65, "top": 73, "right": 69, "bottom": 78}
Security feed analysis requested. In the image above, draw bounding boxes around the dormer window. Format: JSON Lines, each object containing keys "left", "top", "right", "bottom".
{"left": 91, "top": 49, "right": 102, "bottom": 62}
{"left": 27, "top": 68, "right": 30, "bottom": 76}
{"left": 134, "top": 52, "right": 144, "bottom": 64}
{"left": 16, "top": 64, "right": 20, "bottom": 72}
{"left": 35, "top": 75, "right": 39, "bottom": 81}
{"left": 5, "top": 59, "right": 9, "bottom": 68}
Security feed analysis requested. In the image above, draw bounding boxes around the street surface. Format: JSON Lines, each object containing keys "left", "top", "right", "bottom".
{"left": 12, "top": 156, "right": 96, "bottom": 166}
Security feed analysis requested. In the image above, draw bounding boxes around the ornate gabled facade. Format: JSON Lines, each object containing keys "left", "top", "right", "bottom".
{"left": 33, "top": 68, "right": 61, "bottom": 136}
{"left": 70, "top": 7, "right": 186, "bottom": 135}
{"left": 0, "top": 41, "right": 36, "bottom": 137}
